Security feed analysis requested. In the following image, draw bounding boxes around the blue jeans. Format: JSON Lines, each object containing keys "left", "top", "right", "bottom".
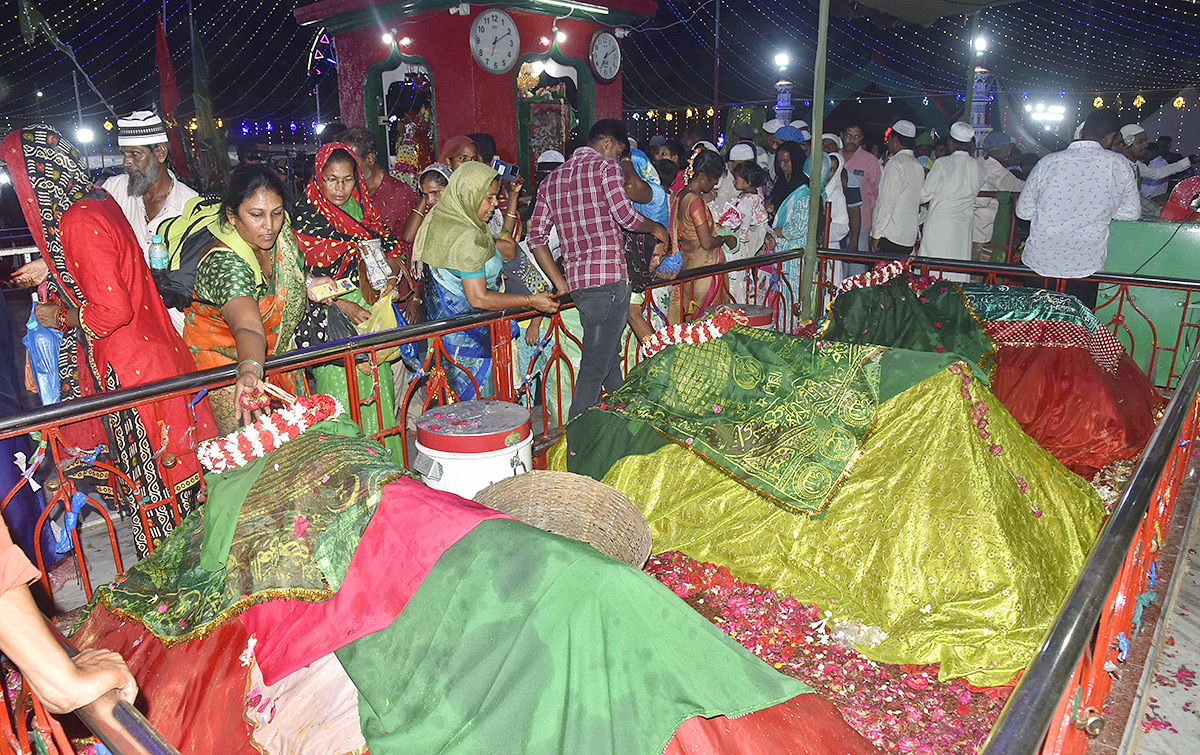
{"left": 569, "top": 279, "right": 632, "bottom": 419}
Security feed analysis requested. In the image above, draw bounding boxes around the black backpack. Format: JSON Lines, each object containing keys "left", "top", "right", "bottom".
{"left": 152, "top": 194, "right": 223, "bottom": 309}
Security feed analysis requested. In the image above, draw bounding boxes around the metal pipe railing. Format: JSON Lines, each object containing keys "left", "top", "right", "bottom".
{"left": 48, "top": 624, "right": 180, "bottom": 755}
{"left": 0, "top": 247, "right": 812, "bottom": 439}
{"left": 980, "top": 330, "right": 1200, "bottom": 754}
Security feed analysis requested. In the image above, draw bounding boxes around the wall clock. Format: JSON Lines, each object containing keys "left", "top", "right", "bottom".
{"left": 470, "top": 9, "right": 520, "bottom": 74}
{"left": 589, "top": 29, "right": 621, "bottom": 83}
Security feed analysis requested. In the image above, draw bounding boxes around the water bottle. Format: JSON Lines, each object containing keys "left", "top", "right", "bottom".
{"left": 23, "top": 293, "right": 63, "bottom": 406}
{"left": 148, "top": 233, "right": 169, "bottom": 271}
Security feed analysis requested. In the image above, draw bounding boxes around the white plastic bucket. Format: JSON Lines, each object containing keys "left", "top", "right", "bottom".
{"left": 415, "top": 435, "right": 533, "bottom": 500}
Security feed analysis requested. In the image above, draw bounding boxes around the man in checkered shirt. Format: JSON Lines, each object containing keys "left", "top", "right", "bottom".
{"left": 530, "top": 119, "right": 669, "bottom": 418}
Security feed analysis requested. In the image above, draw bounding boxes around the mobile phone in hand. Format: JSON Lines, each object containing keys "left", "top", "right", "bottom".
{"left": 491, "top": 156, "right": 520, "bottom": 181}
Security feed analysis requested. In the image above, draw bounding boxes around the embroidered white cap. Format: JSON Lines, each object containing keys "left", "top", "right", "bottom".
{"left": 1120, "top": 124, "right": 1145, "bottom": 145}
{"left": 117, "top": 110, "right": 169, "bottom": 147}
{"left": 891, "top": 119, "right": 917, "bottom": 138}
{"left": 949, "top": 121, "right": 976, "bottom": 142}
{"left": 789, "top": 120, "right": 808, "bottom": 130}
{"left": 728, "top": 143, "right": 756, "bottom": 161}
{"left": 762, "top": 119, "right": 784, "bottom": 134}
{"left": 536, "top": 150, "right": 566, "bottom": 164}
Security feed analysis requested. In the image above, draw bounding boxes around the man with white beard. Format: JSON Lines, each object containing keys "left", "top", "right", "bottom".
{"left": 103, "top": 111, "right": 198, "bottom": 332}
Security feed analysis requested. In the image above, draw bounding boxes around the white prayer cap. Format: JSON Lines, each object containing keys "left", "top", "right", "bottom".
{"left": 762, "top": 119, "right": 784, "bottom": 134}
{"left": 799, "top": 129, "right": 812, "bottom": 143}
{"left": 891, "top": 120, "right": 917, "bottom": 138}
{"left": 537, "top": 150, "right": 565, "bottom": 164}
{"left": 822, "top": 133, "right": 843, "bottom": 149}
{"left": 694, "top": 140, "right": 718, "bottom": 153}
{"left": 789, "top": 120, "right": 808, "bottom": 130}
{"left": 728, "top": 143, "right": 756, "bottom": 161}
{"left": 1120, "top": 124, "right": 1145, "bottom": 145}
{"left": 949, "top": 121, "right": 975, "bottom": 142}
{"left": 117, "top": 110, "right": 169, "bottom": 147}
{"left": 628, "top": 137, "right": 639, "bottom": 149}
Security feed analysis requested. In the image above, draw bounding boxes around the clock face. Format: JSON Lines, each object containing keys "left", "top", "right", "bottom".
{"left": 470, "top": 9, "right": 520, "bottom": 74}
{"left": 590, "top": 31, "right": 621, "bottom": 82}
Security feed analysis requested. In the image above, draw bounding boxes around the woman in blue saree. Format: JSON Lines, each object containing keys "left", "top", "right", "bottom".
{"left": 415, "top": 162, "right": 558, "bottom": 400}
{"left": 771, "top": 145, "right": 831, "bottom": 314}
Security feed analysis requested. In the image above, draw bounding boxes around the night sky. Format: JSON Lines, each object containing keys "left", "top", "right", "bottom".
{"left": 0, "top": 0, "right": 1195, "bottom": 135}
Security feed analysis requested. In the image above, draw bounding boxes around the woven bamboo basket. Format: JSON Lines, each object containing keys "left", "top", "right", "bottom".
{"left": 474, "top": 471, "right": 652, "bottom": 569}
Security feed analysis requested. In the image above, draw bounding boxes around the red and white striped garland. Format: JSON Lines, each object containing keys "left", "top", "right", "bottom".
{"left": 197, "top": 394, "right": 344, "bottom": 473}
{"left": 640, "top": 311, "right": 743, "bottom": 359}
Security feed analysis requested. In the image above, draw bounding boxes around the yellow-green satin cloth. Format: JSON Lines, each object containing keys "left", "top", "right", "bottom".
{"left": 550, "top": 370, "right": 1105, "bottom": 685}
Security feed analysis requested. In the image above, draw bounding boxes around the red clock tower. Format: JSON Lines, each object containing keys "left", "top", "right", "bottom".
{"left": 295, "top": 0, "right": 657, "bottom": 182}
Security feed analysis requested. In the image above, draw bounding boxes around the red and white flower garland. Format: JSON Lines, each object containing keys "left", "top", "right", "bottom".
{"left": 838, "top": 259, "right": 936, "bottom": 295}
{"left": 197, "top": 394, "right": 344, "bottom": 473}
{"left": 640, "top": 311, "right": 744, "bottom": 359}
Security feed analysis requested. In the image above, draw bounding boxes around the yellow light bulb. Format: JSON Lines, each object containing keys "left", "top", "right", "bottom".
{"left": 1175, "top": 96, "right": 1186, "bottom": 109}
{"left": 1133, "top": 95, "right": 1145, "bottom": 108}
{"left": 665, "top": 112, "right": 674, "bottom": 121}
{"left": 1093, "top": 97, "right": 1103, "bottom": 109}
{"left": 706, "top": 107, "right": 715, "bottom": 117}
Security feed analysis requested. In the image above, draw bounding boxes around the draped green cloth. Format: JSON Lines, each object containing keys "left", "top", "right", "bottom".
{"left": 552, "top": 364, "right": 1104, "bottom": 685}
{"left": 413, "top": 161, "right": 498, "bottom": 273}
{"left": 567, "top": 326, "right": 975, "bottom": 515}
{"left": 959, "top": 283, "right": 1106, "bottom": 331}
{"left": 821, "top": 277, "right": 996, "bottom": 369}
{"left": 78, "top": 421, "right": 405, "bottom": 644}
{"left": 336, "top": 518, "right": 811, "bottom": 755}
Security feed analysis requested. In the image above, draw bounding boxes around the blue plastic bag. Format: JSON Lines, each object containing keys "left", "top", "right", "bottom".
{"left": 23, "top": 298, "right": 62, "bottom": 406}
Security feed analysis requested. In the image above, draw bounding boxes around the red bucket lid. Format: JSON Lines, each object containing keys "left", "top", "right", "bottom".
{"left": 416, "top": 400, "right": 532, "bottom": 454}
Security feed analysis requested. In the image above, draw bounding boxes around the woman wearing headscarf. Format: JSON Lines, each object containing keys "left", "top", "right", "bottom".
{"left": 1, "top": 126, "right": 216, "bottom": 558}
{"left": 291, "top": 143, "right": 410, "bottom": 459}
{"left": 401, "top": 163, "right": 452, "bottom": 247}
{"left": 415, "top": 162, "right": 558, "bottom": 400}
{"left": 438, "top": 135, "right": 480, "bottom": 171}
{"left": 438, "top": 135, "right": 525, "bottom": 243}
{"left": 771, "top": 142, "right": 832, "bottom": 307}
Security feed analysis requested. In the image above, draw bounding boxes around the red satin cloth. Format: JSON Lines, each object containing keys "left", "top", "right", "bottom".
{"left": 241, "top": 478, "right": 512, "bottom": 685}
{"left": 990, "top": 346, "right": 1160, "bottom": 477}
{"left": 73, "top": 604, "right": 259, "bottom": 754}
{"left": 666, "top": 693, "right": 880, "bottom": 754}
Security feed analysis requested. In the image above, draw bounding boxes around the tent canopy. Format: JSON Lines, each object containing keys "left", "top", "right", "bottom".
{"left": 839, "top": 0, "right": 1024, "bottom": 27}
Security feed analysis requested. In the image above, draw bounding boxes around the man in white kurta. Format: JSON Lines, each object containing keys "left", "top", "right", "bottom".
{"left": 919, "top": 122, "right": 986, "bottom": 280}
{"left": 972, "top": 131, "right": 1026, "bottom": 260}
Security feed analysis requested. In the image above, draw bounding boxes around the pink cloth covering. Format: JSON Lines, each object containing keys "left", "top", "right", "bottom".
{"left": 240, "top": 477, "right": 512, "bottom": 684}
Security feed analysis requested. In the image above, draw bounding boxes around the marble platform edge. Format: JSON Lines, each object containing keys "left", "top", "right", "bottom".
{"left": 1118, "top": 462, "right": 1200, "bottom": 754}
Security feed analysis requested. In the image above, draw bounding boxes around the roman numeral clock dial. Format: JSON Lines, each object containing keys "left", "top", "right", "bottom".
{"left": 470, "top": 9, "right": 520, "bottom": 74}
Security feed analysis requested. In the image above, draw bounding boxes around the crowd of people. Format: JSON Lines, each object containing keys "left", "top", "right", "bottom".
{"left": 0, "top": 105, "right": 1194, "bottom": 560}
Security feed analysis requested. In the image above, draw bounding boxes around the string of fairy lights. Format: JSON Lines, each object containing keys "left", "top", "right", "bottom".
{"left": 0, "top": 0, "right": 320, "bottom": 137}
{"left": 4, "top": 0, "right": 1199, "bottom": 153}
{"left": 622, "top": 0, "right": 1200, "bottom": 112}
